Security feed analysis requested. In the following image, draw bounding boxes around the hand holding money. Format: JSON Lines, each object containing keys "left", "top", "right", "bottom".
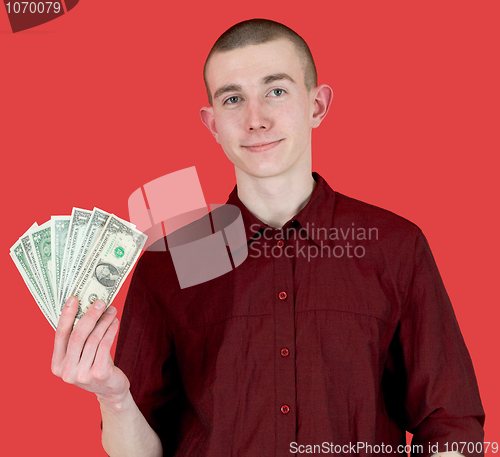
{"left": 11, "top": 208, "right": 147, "bottom": 413}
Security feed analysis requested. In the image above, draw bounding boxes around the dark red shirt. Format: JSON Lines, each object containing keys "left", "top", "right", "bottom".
{"left": 115, "top": 173, "right": 484, "bottom": 457}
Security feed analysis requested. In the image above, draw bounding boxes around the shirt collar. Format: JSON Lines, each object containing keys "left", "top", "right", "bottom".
{"left": 225, "top": 172, "right": 336, "bottom": 247}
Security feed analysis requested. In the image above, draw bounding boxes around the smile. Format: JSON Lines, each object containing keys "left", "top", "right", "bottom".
{"left": 242, "top": 139, "right": 283, "bottom": 153}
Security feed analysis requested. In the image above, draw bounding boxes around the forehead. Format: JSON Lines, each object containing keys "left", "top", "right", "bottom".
{"left": 206, "top": 39, "right": 306, "bottom": 90}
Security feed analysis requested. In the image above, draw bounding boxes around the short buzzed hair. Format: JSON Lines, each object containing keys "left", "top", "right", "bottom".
{"left": 203, "top": 18, "right": 318, "bottom": 105}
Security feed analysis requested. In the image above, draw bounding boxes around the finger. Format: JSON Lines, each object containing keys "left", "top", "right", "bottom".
{"left": 92, "top": 316, "right": 120, "bottom": 372}
{"left": 78, "top": 305, "right": 118, "bottom": 372}
{"left": 64, "top": 299, "right": 108, "bottom": 368}
{"left": 51, "top": 296, "right": 79, "bottom": 375}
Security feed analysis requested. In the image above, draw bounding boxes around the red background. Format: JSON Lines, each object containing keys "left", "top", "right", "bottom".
{"left": 1, "top": 1, "right": 498, "bottom": 455}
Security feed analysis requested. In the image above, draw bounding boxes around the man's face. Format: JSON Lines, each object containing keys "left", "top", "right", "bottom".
{"left": 202, "top": 39, "right": 319, "bottom": 180}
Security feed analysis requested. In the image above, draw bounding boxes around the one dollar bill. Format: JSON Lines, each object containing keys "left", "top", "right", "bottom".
{"left": 69, "top": 214, "right": 147, "bottom": 323}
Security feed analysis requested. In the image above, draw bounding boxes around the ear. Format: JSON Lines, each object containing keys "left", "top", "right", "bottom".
{"left": 200, "top": 106, "right": 219, "bottom": 143}
{"left": 310, "top": 84, "right": 333, "bottom": 129}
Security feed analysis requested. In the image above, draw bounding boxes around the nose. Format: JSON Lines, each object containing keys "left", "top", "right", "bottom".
{"left": 245, "top": 99, "right": 271, "bottom": 132}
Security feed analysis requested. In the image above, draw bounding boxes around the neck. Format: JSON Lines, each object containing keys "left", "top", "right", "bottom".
{"left": 235, "top": 165, "right": 316, "bottom": 229}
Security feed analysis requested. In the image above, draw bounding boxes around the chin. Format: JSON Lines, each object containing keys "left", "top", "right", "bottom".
{"left": 242, "top": 163, "right": 289, "bottom": 179}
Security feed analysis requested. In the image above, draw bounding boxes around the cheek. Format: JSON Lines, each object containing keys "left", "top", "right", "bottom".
{"left": 214, "top": 113, "right": 240, "bottom": 143}
{"left": 282, "top": 98, "right": 310, "bottom": 129}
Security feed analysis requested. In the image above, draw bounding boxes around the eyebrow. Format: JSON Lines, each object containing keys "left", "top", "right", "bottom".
{"left": 213, "top": 73, "right": 296, "bottom": 101}
{"left": 213, "top": 84, "right": 242, "bottom": 101}
{"left": 260, "top": 73, "right": 296, "bottom": 85}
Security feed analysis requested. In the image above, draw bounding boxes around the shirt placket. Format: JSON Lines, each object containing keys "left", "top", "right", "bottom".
{"left": 272, "top": 228, "right": 297, "bottom": 456}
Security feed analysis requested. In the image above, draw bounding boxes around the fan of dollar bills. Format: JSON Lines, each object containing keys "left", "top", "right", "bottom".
{"left": 10, "top": 208, "right": 147, "bottom": 330}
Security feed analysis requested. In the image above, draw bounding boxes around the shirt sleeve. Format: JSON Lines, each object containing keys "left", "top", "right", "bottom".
{"left": 114, "top": 249, "right": 184, "bottom": 456}
{"left": 394, "top": 230, "right": 485, "bottom": 457}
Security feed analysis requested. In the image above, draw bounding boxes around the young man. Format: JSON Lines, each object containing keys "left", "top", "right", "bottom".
{"left": 51, "top": 19, "right": 484, "bottom": 457}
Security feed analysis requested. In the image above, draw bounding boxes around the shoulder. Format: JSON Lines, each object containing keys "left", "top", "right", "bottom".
{"left": 131, "top": 207, "right": 218, "bottom": 291}
{"left": 333, "top": 191, "right": 422, "bottom": 241}
{"left": 329, "top": 192, "right": 428, "bottom": 267}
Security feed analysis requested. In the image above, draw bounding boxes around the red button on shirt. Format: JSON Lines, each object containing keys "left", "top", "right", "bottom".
{"left": 280, "top": 348, "right": 289, "bottom": 357}
{"left": 280, "top": 405, "right": 290, "bottom": 414}
{"left": 278, "top": 291, "right": 287, "bottom": 300}
{"left": 277, "top": 240, "right": 284, "bottom": 248}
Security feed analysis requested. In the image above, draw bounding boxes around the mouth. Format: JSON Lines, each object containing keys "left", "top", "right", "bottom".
{"left": 242, "top": 139, "right": 283, "bottom": 153}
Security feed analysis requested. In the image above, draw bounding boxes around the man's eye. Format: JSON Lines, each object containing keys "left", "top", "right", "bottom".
{"left": 269, "top": 88, "right": 286, "bottom": 97}
{"left": 224, "top": 96, "right": 240, "bottom": 105}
